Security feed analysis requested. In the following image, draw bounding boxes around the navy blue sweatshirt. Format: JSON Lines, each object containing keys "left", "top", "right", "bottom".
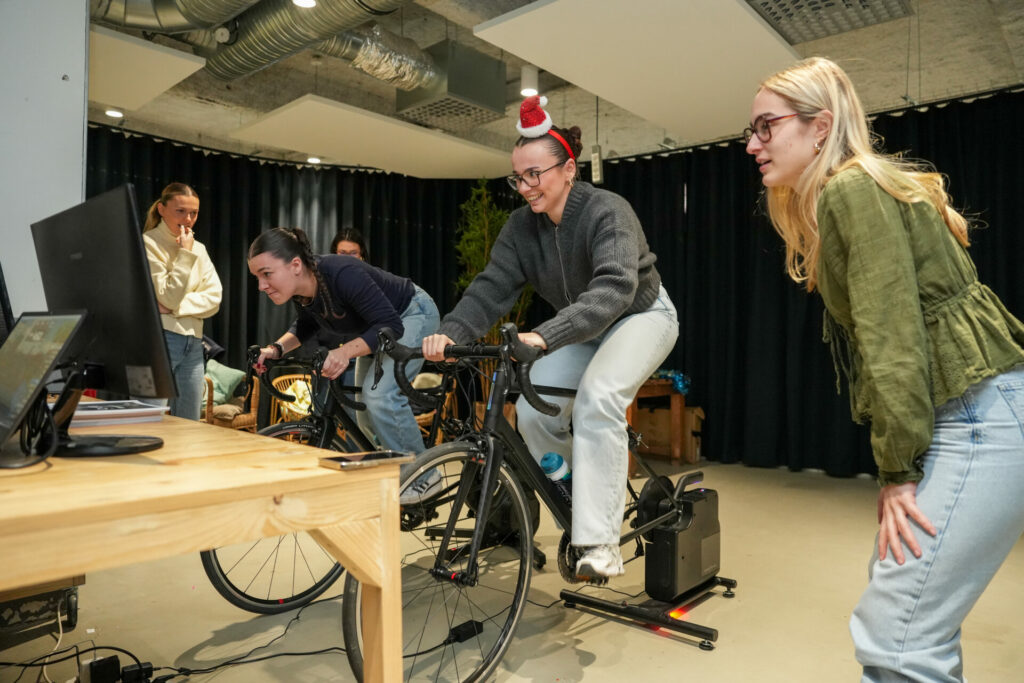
{"left": 288, "top": 255, "right": 414, "bottom": 351}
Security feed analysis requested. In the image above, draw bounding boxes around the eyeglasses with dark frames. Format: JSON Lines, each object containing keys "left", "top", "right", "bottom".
{"left": 506, "top": 161, "right": 567, "bottom": 190}
{"left": 742, "top": 113, "right": 801, "bottom": 144}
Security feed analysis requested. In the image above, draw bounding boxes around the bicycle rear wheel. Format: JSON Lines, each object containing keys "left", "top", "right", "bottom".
{"left": 342, "top": 441, "right": 534, "bottom": 682}
{"left": 199, "top": 421, "right": 344, "bottom": 614}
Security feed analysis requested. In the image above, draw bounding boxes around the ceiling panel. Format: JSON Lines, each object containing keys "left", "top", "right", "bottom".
{"left": 230, "top": 95, "right": 511, "bottom": 179}
{"left": 88, "top": 25, "right": 205, "bottom": 112}
{"left": 476, "top": 0, "right": 799, "bottom": 145}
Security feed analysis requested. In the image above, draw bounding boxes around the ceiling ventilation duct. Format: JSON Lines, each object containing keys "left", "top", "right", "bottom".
{"left": 396, "top": 41, "right": 506, "bottom": 134}
{"left": 317, "top": 24, "right": 440, "bottom": 92}
{"left": 204, "top": 0, "right": 409, "bottom": 80}
{"left": 745, "top": 0, "right": 913, "bottom": 44}
{"left": 89, "top": 0, "right": 261, "bottom": 33}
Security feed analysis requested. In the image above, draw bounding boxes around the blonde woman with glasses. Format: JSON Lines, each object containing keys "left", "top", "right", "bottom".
{"left": 746, "top": 57, "right": 1024, "bottom": 681}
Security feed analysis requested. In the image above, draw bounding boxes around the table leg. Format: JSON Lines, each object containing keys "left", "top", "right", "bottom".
{"left": 308, "top": 475, "right": 402, "bottom": 682}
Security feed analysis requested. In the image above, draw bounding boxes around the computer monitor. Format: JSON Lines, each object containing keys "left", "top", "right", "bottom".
{"left": 0, "top": 260, "right": 14, "bottom": 346}
{"left": 31, "top": 184, "right": 177, "bottom": 456}
{"left": 0, "top": 313, "right": 84, "bottom": 453}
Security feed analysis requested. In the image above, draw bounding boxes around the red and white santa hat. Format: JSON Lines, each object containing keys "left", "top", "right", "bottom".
{"left": 516, "top": 95, "right": 553, "bottom": 137}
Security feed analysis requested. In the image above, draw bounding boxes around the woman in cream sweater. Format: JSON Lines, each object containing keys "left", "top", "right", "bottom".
{"left": 142, "top": 183, "right": 222, "bottom": 419}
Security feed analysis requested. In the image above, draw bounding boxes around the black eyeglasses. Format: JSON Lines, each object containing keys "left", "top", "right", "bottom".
{"left": 506, "top": 161, "right": 566, "bottom": 190}
{"left": 742, "top": 113, "right": 801, "bottom": 144}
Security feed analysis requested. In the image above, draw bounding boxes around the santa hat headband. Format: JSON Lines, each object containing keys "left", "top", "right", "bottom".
{"left": 516, "top": 95, "right": 575, "bottom": 161}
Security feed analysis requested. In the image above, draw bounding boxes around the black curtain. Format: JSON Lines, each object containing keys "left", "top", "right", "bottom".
{"left": 86, "top": 88, "right": 1024, "bottom": 478}
{"left": 87, "top": 127, "right": 503, "bottom": 370}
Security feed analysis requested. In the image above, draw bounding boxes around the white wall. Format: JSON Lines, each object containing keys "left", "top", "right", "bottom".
{"left": 0, "top": 1, "right": 88, "bottom": 316}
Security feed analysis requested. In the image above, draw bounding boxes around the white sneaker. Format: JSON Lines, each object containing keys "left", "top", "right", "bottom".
{"left": 575, "top": 544, "right": 625, "bottom": 580}
{"left": 400, "top": 468, "right": 442, "bottom": 505}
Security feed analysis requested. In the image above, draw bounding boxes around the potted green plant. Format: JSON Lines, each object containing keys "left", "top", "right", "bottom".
{"left": 454, "top": 179, "right": 533, "bottom": 409}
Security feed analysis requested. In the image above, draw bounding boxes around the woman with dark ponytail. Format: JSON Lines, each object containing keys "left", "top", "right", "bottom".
{"left": 422, "top": 96, "right": 679, "bottom": 580}
{"left": 248, "top": 227, "right": 440, "bottom": 501}
{"left": 143, "top": 182, "right": 222, "bottom": 420}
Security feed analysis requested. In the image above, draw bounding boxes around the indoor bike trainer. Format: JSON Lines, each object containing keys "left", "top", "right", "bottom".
{"left": 560, "top": 469, "right": 737, "bottom": 651}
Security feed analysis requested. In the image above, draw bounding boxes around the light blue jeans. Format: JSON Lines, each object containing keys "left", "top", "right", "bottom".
{"left": 164, "top": 330, "right": 205, "bottom": 421}
{"left": 352, "top": 286, "right": 440, "bottom": 457}
{"left": 516, "top": 286, "right": 679, "bottom": 545}
{"left": 850, "top": 365, "right": 1024, "bottom": 682}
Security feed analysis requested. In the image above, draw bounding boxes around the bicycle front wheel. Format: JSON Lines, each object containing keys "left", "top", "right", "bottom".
{"left": 342, "top": 441, "right": 534, "bottom": 682}
{"left": 199, "top": 421, "right": 344, "bottom": 614}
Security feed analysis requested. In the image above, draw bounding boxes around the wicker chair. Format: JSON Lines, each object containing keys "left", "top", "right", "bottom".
{"left": 411, "top": 373, "right": 457, "bottom": 446}
{"left": 267, "top": 373, "right": 314, "bottom": 425}
{"left": 202, "top": 376, "right": 260, "bottom": 432}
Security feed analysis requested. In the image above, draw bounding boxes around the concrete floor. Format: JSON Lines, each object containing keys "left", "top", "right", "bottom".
{"left": 3, "top": 460, "right": 1023, "bottom": 682}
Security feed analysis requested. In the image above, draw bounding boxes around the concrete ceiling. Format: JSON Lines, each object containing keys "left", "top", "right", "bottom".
{"left": 87, "top": 0, "right": 1024, "bottom": 178}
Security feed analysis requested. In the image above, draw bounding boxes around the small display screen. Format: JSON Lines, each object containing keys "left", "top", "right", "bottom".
{"left": 0, "top": 313, "right": 83, "bottom": 447}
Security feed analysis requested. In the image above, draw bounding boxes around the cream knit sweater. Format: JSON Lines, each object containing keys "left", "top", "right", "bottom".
{"left": 143, "top": 220, "right": 222, "bottom": 338}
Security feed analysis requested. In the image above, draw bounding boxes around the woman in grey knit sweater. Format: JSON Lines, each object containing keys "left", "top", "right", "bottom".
{"left": 423, "top": 96, "right": 679, "bottom": 579}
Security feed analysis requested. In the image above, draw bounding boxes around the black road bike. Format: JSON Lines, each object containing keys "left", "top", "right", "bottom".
{"left": 340, "top": 324, "right": 736, "bottom": 682}
{"left": 200, "top": 345, "right": 463, "bottom": 614}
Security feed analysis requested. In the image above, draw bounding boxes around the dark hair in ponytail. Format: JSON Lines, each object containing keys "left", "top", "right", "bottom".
{"left": 248, "top": 227, "right": 344, "bottom": 319}
{"left": 515, "top": 124, "right": 584, "bottom": 178}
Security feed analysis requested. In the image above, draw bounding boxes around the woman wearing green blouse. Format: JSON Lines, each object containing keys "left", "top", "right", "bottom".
{"left": 745, "top": 57, "right": 1024, "bottom": 681}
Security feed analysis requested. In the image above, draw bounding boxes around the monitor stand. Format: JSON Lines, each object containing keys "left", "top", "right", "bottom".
{"left": 49, "top": 380, "right": 164, "bottom": 457}
{"left": 53, "top": 433, "right": 164, "bottom": 457}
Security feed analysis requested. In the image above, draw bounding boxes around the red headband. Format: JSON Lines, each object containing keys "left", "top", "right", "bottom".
{"left": 547, "top": 129, "right": 575, "bottom": 161}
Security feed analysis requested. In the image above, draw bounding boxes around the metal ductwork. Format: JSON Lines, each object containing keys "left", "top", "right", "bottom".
{"left": 396, "top": 40, "right": 506, "bottom": 134}
{"left": 204, "top": 0, "right": 410, "bottom": 81}
{"left": 90, "top": 0, "right": 261, "bottom": 33}
{"left": 317, "top": 24, "right": 439, "bottom": 92}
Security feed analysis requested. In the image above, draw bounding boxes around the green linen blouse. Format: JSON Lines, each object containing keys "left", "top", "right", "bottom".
{"left": 816, "top": 168, "right": 1024, "bottom": 486}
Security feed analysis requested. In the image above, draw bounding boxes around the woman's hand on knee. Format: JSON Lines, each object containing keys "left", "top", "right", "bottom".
{"left": 876, "top": 482, "right": 937, "bottom": 565}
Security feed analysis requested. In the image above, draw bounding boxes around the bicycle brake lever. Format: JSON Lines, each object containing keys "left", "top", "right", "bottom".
{"left": 372, "top": 346, "right": 384, "bottom": 390}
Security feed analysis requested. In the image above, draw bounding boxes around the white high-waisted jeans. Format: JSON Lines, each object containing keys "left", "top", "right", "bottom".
{"left": 516, "top": 286, "right": 679, "bottom": 546}
{"left": 850, "top": 365, "right": 1024, "bottom": 682}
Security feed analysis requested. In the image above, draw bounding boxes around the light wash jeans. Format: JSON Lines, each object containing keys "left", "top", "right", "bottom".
{"left": 352, "top": 286, "right": 440, "bottom": 457}
{"left": 850, "top": 365, "right": 1024, "bottom": 682}
{"left": 163, "top": 330, "right": 205, "bottom": 420}
{"left": 516, "top": 286, "right": 679, "bottom": 545}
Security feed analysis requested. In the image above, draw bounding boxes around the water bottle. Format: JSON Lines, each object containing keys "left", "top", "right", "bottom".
{"left": 540, "top": 452, "right": 572, "bottom": 507}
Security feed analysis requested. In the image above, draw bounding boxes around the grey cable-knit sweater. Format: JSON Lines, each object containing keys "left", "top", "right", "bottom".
{"left": 440, "top": 181, "right": 661, "bottom": 352}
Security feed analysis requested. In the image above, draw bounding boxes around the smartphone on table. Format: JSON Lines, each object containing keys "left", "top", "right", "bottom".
{"left": 319, "top": 450, "right": 415, "bottom": 470}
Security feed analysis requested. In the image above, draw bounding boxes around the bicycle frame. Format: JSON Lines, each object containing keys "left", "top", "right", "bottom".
{"left": 424, "top": 344, "right": 685, "bottom": 587}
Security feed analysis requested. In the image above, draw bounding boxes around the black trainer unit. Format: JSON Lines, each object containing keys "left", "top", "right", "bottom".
{"left": 644, "top": 485, "right": 721, "bottom": 602}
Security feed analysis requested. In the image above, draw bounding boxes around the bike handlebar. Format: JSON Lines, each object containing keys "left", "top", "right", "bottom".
{"left": 247, "top": 344, "right": 366, "bottom": 412}
{"left": 375, "top": 323, "right": 561, "bottom": 417}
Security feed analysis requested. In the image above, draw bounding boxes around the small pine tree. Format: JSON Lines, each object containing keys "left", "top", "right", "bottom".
{"left": 454, "top": 179, "right": 533, "bottom": 346}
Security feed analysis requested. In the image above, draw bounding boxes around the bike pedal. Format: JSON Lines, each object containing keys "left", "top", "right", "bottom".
{"left": 573, "top": 573, "right": 609, "bottom": 586}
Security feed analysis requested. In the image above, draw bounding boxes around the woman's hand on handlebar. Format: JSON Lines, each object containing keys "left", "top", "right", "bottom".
{"left": 516, "top": 332, "right": 548, "bottom": 351}
{"left": 321, "top": 347, "right": 351, "bottom": 380}
{"left": 422, "top": 333, "right": 457, "bottom": 362}
{"left": 253, "top": 346, "right": 279, "bottom": 374}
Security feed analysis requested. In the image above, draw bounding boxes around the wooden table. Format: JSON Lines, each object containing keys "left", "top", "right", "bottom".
{"left": 0, "top": 416, "right": 402, "bottom": 681}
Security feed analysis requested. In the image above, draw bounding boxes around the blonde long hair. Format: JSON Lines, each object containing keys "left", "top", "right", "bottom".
{"left": 760, "top": 57, "right": 969, "bottom": 290}
{"left": 143, "top": 182, "right": 198, "bottom": 232}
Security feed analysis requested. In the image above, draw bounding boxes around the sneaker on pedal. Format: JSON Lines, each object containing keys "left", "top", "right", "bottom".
{"left": 400, "top": 468, "right": 442, "bottom": 505}
{"left": 575, "top": 544, "right": 625, "bottom": 580}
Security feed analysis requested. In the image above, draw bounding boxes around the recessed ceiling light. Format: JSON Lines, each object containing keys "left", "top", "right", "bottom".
{"left": 307, "top": 156, "right": 321, "bottom": 164}
{"left": 105, "top": 109, "right": 124, "bottom": 118}
{"left": 292, "top": 0, "right": 316, "bottom": 8}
